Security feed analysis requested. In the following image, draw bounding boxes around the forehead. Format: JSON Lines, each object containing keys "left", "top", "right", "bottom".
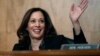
{"left": 30, "top": 11, "right": 44, "bottom": 18}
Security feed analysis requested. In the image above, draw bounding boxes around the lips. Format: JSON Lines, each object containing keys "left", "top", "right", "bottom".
{"left": 33, "top": 29, "right": 41, "bottom": 34}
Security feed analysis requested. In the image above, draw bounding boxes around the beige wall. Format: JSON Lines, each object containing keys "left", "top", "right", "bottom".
{"left": 0, "top": 0, "right": 100, "bottom": 51}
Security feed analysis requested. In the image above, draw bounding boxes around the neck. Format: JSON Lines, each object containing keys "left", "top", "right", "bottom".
{"left": 30, "top": 38, "right": 43, "bottom": 50}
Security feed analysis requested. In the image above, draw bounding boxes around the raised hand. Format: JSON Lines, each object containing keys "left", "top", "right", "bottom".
{"left": 69, "top": 0, "right": 88, "bottom": 23}
{"left": 69, "top": 0, "right": 88, "bottom": 35}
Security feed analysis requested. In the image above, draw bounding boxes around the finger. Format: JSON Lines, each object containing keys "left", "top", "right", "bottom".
{"left": 79, "top": 0, "right": 88, "bottom": 8}
{"left": 82, "top": 3, "right": 88, "bottom": 13}
{"left": 80, "top": 0, "right": 85, "bottom": 5}
{"left": 70, "top": 4, "right": 74, "bottom": 11}
{"left": 81, "top": 0, "right": 88, "bottom": 10}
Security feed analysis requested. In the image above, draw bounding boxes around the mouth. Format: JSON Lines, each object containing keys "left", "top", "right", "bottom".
{"left": 33, "top": 29, "right": 41, "bottom": 34}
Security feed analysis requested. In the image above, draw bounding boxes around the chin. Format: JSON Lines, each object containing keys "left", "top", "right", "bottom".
{"left": 32, "top": 34, "right": 43, "bottom": 39}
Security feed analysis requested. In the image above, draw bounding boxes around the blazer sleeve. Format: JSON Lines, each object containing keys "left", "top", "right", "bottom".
{"left": 73, "top": 28, "right": 88, "bottom": 44}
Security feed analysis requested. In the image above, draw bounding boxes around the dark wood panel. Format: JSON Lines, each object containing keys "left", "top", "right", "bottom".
{"left": 0, "top": 50, "right": 100, "bottom": 56}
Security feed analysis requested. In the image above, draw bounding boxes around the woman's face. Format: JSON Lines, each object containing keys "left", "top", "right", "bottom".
{"left": 27, "top": 11, "right": 45, "bottom": 39}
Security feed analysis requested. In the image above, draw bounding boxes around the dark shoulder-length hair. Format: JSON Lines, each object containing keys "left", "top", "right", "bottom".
{"left": 17, "top": 8, "right": 57, "bottom": 45}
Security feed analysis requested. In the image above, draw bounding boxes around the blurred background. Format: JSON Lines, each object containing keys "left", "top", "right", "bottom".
{"left": 0, "top": 0, "right": 100, "bottom": 51}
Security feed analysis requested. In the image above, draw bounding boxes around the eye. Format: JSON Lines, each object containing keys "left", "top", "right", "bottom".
{"left": 40, "top": 19, "right": 45, "bottom": 23}
{"left": 30, "top": 19, "right": 36, "bottom": 23}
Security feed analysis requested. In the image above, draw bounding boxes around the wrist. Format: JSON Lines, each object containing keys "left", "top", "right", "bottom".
{"left": 72, "top": 21, "right": 81, "bottom": 35}
{"left": 72, "top": 20, "right": 80, "bottom": 27}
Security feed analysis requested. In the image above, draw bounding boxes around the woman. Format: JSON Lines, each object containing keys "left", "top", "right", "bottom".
{"left": 13, "top": 0, "right": 88, "bottom": 50}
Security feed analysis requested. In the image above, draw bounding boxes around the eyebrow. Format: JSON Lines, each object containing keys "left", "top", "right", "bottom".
{"left": 30, "top": 18, "right": 44, "bottom": 20}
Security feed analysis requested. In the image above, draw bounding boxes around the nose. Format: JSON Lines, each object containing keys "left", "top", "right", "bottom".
{"left": 35, "top": 21, "right": 40, "bottom": 28}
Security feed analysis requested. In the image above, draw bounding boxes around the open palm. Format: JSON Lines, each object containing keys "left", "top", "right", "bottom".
{"left": 70, "top": 0, "right": 88, "bottom": 23}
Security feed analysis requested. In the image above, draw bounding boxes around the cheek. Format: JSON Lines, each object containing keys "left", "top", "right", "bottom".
{"left": 27, "top": 23, "right": 34, "bottom": 31}
{"left": 41, "top": 24, "right": 45, "bottom": 30}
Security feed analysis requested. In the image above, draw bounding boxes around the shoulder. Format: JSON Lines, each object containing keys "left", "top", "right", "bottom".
{"left": 13, "top": 43, "right": 29, "bottom": 51}
{"left": 57, "top": 35, "right": 74, "bottom": 44}
{"left": 57, "top": 35, "right": 72, "bottom": 40}
{"left": 44, "top": 35, "right": 74, "bottom": 44}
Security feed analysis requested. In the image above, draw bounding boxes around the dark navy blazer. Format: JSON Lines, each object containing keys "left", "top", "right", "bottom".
{"left": 13, "top": 28, "right": 87, "bottom": 50}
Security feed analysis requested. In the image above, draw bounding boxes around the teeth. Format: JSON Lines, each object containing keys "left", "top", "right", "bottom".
{"left": 33, "top": 29, "right": 41, "bottom": 33}
{"left": 34, "top": 30, "right": 40, "bottom": 32}
{"left": 33, "top": 29, "right": 41, "bottom": 34}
